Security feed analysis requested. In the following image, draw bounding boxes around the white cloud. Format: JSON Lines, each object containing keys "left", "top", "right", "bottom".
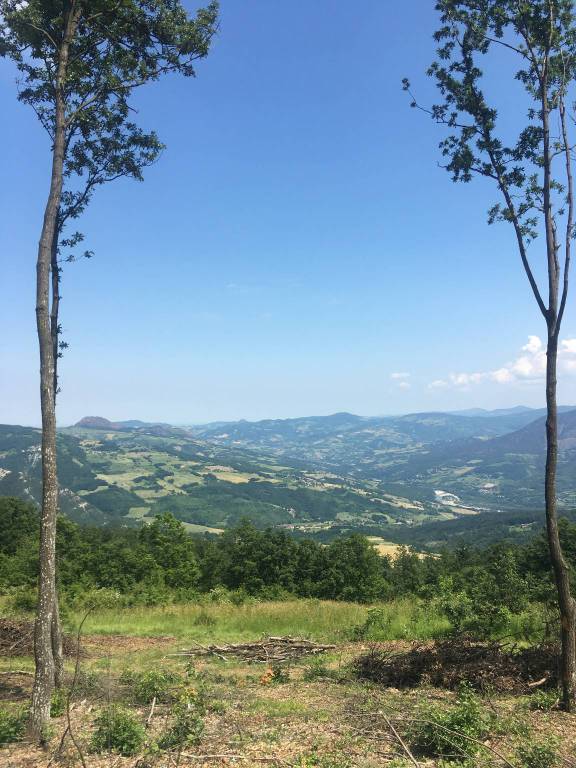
{"left": 390, "top": 372, "right": 411, "bottom": 390}
{"left": 561, "top": 339, "right": 576, "bottom": 370}
{"left": 523, "top": 335, "right": 543, "bottom": 354}
{"left": 429, "top": 335, "right": 576, "bottom": 389}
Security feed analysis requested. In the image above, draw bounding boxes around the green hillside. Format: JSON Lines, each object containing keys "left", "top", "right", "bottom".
{"left": 1, "top": 408, "right": 575, "bottom": 544}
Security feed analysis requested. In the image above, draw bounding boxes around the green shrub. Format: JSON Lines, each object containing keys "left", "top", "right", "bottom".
{"left": 271, "top": 664, "right": 290, "bottom": 684}
{"left": 516, "top": 741, "right": 559, "bottom": 768}
{"left": 434, "top": 579, "right": 513, "bottom": 639}
{"left": 527, "top": 689, "right": 559, "bottom": 711}
{"left": 120, "top": 668, "right": 182, "bottom": 704}
{"left": 508, "top": 603, "right": 549, "bottom": 645}
{"left": 50, "top": 689, "right": 66, "bottom": 717}
{"left": 230, "top": 588, "right": 251, "bottom": 606}
{"left": 90, "top": 705, "right": 146, "bottom": 756}
{"left": 207, "top": 586, "right": 232, "bottom": 604}
{"left": 350, "top": 602, "right": 447, "bottom": 641}
{"left": 410, "top": 684, "right": 492, "bottom": 761}
{"left": 257, "top": 585, "right": 294, "bottom": 601}
{"left": 9, "top": 587, "right": 37, "bottom": 614}
{"left": 74, "top": 669, "right": 102, "bottom": 697}
{"left": 302, "top": 660, "right": 344, "bottom": 682}
{"left": 351, "top": 607, "right": 389, "bottom": 640}
{"left": 157, "top": 695, "right": 204, "bottom": 750}
{"left": 0, "top": 707, "right": 26, "bottom": 746}
{"left": 193, "top": 611, "right": 217, "bottom": 626}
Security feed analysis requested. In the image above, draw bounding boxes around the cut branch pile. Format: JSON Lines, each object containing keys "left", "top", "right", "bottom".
{"left": 175, "top": 636, "right": 336, "bottom": 663}
{"left": 0, "top": 618, "right": 77, "bottom": 658}
{"left": 354, "top": 639, "right": 559, "bottom": 694}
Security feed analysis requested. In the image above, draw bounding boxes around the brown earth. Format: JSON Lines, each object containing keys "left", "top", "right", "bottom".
{"left": 2, "top": 636, "right": 575, "bottom": 767}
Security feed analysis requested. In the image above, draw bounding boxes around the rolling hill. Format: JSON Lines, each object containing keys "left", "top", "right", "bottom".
{"left": 191, "top": 408, "right": 557, "bottom": 469}
{"left": 0, "top": 406, "right": 574, "bottom": 545}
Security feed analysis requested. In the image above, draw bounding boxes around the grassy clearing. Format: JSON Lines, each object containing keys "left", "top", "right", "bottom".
{"left": 72, "top": 599, "right": 448, "bottom": 643}
{"left": 76, "top": 600, "right": 367, "bottom": 642}
{"left": 2, "top": 600, "right": 575, "bottom": 766}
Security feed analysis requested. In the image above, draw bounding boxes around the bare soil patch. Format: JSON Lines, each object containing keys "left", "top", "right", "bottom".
{"left": 82, "top": 633, "right": 176, "bottom": 656}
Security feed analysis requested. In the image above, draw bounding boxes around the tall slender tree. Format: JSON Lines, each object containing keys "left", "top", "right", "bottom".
{"left": 405, "top": 0, "right": 576, "bottom": 709}
{"left": 0, "top": 0, "right": 219, "bottom": 740}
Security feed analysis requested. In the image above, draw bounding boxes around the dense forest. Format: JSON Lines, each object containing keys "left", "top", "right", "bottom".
{"left": 1, "top": 495, "right": 572, "bottom": 643}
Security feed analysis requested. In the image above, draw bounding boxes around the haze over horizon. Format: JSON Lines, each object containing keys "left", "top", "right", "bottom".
{"left": 2, "top": 0, "right": 576, "bottom": 426}
{"left": 6, "top": 402, "right": 573, "bottom": 431}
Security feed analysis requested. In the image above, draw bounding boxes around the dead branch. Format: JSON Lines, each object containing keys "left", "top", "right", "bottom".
{"left": 173, "top": 636, "right": 335, "bottom": 664}
{"left": 378, "top": 710, "right": 420, "bottom": 767}
{"left": 146, "top": 696, "right": 157, "bottom": 728}
{"left": 0, "top": 670, "right": 34, "bottom": 676}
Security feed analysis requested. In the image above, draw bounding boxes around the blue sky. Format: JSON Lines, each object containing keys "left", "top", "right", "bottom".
{"left": 1, "top": 0, "right": 575, "bottom": 426}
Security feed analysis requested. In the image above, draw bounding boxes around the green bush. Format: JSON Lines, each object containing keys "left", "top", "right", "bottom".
{"left": 120, "top": 669, "right": 182, "bottom": 704}
{"left": 9, "top": 587, "right": 37, "bottom": 614}
{"left": 74, "top": 669, "right": 102, "bottom": 697}
{"left": 350, "top": 602, "right": 447, "bottom": 641}
{"left": 50, "top": 689, "right": 67, "bottom": 717}
{"left": 157, "top": 695, "right": 204, "bottom": 750}
{"left": 193, "top": 611, "right": 217, "bottom": 626}
{"left": 0, "top": 707, "right": 26, "bottom": 746}
{"left": 90, "top": 705, "right": 146, "bottom": 756}
{"left": 516, "top": 741, "right": 559, "bottom": 768}
{"left": 206, "top": 586, "right": 232, "bottom": 604}
{"left": 229, "top": 588, "right": 251, "bottom": 606}
{"left": 434, "top": 578, "right": 514, "bottom": 639}
{"left": 527, "top": 689, "right": 559, "bottom": 711}
{"left": 302, "top": 660, "right": 343, "bottom": 682}
{"left": 271, "top": 664, "right": 290, "bottom": 684}
{"left": 351, "top": 607, "right": 389, "bottom": 640}
{"left": 410, "top": 684, "right": 492, "bottom": 762}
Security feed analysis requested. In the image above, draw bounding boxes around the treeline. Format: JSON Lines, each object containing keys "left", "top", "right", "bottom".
{"left": 0, "top": 496, "right": 573, "bottom": 625}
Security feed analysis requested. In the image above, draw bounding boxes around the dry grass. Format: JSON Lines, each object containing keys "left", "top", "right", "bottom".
{"left": 3, "top": 635, "right": 576, "bottom": 767}
{"left": 2, "top": 603, "right": 576, "bottom": 766}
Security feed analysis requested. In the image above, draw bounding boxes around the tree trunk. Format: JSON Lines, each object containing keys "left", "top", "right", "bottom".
{"left": 29, "top": 137, "right": 65, "bottom": 743}
{"left": 29, "top": 6, "right": 78, "bottom": 739}
{"left": 50, "top": 228, "right": 64, "bottom": 690}
{"left": 545, "top": 329, "right": 576, "bottom": 711}
{"left": 51, "top": 598, "right": 64, "bottom": 690}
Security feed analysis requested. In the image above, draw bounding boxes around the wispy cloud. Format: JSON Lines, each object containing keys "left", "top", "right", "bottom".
{"left": 429, "top": 335, "right": 576, "bottom": 389}
{"left": 390, "top": 372, "right": 411, "bottom": 389}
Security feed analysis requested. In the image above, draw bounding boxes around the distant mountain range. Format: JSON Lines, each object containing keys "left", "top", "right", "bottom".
{"left": 0, "top": 406, "right": 574, "bottom": 547}
{"left": 450, "top": 406, "right": 544, "bottom": 417}
{"left": 189, "top": 407, "right": 573, "bottom": 468}
{"left": 74, "top": 416, "right": 190, "bottom": 438}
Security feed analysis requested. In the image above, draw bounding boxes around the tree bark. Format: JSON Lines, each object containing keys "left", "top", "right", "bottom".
{"left": 540, "top": 64, "right": 576, "bottom": 711}
{"left": 29, "top": 107, "right": 65, "bottom": 744}
{"left": 50, "top": 228, "right": 64, "bottom": 689}
{"left": 51, "top": 594, "right": 64, "bottom": 690}
{"left": 545, "top": 330, "right": 576, "bottom": 710}
{"left": 29, "top": 5, "right": 79, "bottom": 741}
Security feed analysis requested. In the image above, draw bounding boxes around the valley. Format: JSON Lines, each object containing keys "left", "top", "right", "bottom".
{"left": 2, "top": 406, "right": 576, "bottom": 549}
